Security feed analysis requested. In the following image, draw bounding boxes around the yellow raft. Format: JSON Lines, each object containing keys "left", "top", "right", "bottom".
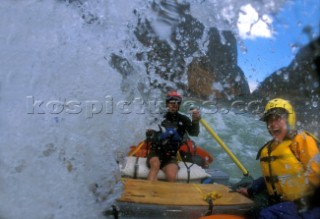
{"left": 117, "top": 179, "right": 253, "bottom": 219}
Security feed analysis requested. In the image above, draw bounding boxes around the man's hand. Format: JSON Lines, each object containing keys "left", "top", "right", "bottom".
{"left": 236, "top": 187, "right": 249, "bottom": 197}
{"left": 191, "top": 109, "right": 201, "bottom": 122}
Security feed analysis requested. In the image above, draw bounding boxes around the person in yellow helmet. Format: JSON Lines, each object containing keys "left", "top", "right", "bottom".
{"left": 237, "top": 98, "right": 320, "bottom": 218}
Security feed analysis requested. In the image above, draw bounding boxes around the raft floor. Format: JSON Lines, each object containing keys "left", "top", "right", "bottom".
{"left": 118, "top": 179, "right": 253, "bottom": 206}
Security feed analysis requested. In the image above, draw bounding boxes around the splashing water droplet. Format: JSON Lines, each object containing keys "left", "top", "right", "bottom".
{"left": 312, "top": 101, "right": 318, "bottom": 108}
{"left": 239, "top": 41, "right": 247, "bottom": 54}
{"left": 291, "top": 44, "right": 298, "bottom": 53}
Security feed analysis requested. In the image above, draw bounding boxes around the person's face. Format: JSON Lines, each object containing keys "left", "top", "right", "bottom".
{"left": 166, "top": 100, "right": 180, "bottom": 113}
{"left": 266, "top": 114, "right": 288, "bottom": 142}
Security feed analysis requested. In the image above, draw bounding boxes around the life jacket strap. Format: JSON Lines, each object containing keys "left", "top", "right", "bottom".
{"left": 260, "top": 155, "right": 283, "bottom": 162}
{"left": 265, "top": 175, "right": 279, "bottom": 183}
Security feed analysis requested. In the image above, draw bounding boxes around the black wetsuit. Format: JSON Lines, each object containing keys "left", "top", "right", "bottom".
{"left": 147, "top": 112, "right": 199, "bottom": 168}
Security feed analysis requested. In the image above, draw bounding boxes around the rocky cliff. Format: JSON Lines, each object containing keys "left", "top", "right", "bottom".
{"left": 109, "top": 0, "right": 319, "bottom": 134}
{"left": 110, "top": 1, "right": 250, "bottom": 100}
{"left": 252, "top": 37, "right": 320, "bottom": 132}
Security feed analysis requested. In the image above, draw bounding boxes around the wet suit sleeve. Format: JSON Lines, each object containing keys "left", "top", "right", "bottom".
{"left": 290, "top": 132, "right": 320, "bottom": 186}
{"left": 183, "top": 115, "right": 200, "bottom": 136}
{"left": 247, "top": 176, "right": 267, "bottom": 198}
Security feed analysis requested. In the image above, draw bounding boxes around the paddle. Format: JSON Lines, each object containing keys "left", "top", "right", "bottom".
{"left": 128, "top": 141, "right": 145, "bottom": 157}
{"left": 199, "top": 118, "right": 249, "bottom": 176}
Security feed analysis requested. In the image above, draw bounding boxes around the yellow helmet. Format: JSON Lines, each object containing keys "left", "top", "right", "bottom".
{"left": 261, "top": 98, "right": 296, "bottom": 129}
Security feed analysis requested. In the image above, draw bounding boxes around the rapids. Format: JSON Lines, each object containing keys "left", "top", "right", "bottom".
{"left": 0, "top": 0, "right": 318, "bottom": 218}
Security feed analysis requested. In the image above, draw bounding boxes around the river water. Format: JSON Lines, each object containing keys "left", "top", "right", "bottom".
{"left": 0, "top": 0, "right": 318, "bottom": 219}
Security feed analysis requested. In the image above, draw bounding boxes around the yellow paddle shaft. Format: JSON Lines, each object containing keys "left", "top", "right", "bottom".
{"left": 128, "top": 141, "right": 145, "bottom": 157}
{"left": 200, "top": 118, "right": 249, "bottom": 176}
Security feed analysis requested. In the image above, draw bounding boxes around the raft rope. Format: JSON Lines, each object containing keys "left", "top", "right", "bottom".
{"left": 177, "top": 140, "right": 201, "bottom": 183}
{"left": 133, "top": 157, "right": 139, "bottom": 179}
{"left": 193, "top": 184, "right": 222, "bottom": 216}
{"left": 183, "top": 161, "right": 194, "bottom": 184}
{"left": 177, "top": 150, "right": 194, "bottom": 183}
{"left": 192, "top": 184, "right": 222, "bottom": 201}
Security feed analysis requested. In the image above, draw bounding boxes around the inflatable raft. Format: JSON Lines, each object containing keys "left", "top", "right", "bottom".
{"left": 119, "top": 156, "right": 211, "bottom": 183}
{"left": 128, "top": 139, "right": 214, "bottom": 165}
{"left": 117, "top": 179, "right": 254, "bottom": 219}
{"left": 113, "top": 140, "right": 253, "bottom": 218}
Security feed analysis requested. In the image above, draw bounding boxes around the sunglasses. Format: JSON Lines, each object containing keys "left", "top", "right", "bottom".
{"left": 168, "top": 100, "right": 181, "bottom": 105}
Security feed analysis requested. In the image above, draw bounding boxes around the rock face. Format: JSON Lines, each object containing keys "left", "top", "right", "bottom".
{"left": 187, "top": 28, "right": 249, "bottom": 99}
{"left": 252, "top": 37, "right": 320, "bottom": 132}
{"left": 109, "top": 0, "right": 319, "bottom": 135}
{"left": 252, "top": 38, "right": 320, "bottom": 101}
{"left": 110, "top": 1, "right": 250, "bottom": 100}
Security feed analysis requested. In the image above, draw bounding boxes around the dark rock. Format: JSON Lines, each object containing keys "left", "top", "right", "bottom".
{"left": 187, "top": 28, "right": 250, "bottom": 99}
{"left": 252, "top": 37, "right": 320, "bottom": 134}
{"left": 110, "top": 0, "right": 250, "bottom": 100}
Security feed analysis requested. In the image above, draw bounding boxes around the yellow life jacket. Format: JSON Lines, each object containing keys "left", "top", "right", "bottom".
{"left": 258, "top": 132, "right": 317, "bottom": 202}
